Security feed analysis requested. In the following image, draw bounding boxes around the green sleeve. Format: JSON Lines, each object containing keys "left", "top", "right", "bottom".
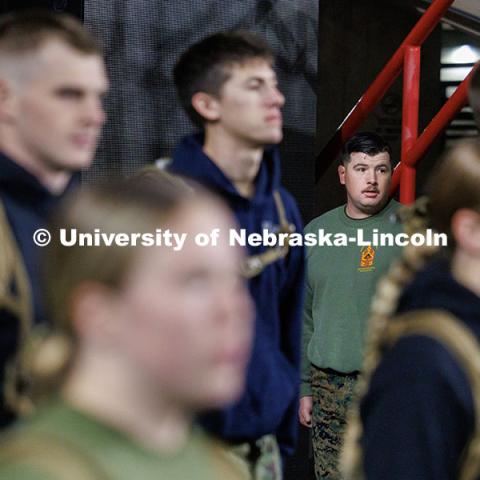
{"left": 300, "top": 274, "right": 314, "bottom": 397}
{"left": 0, "top": 464, "right": 58, "bottom": 480}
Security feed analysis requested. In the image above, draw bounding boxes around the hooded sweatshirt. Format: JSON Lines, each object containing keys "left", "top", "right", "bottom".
{"left": 0, "top": 153, "right": 78, "bottom": 426}
{"left": 169, "top": 134, "right": 305, "bottom": 455}
{"left": 360, "top": 259, "right": 480, "bottom": 480}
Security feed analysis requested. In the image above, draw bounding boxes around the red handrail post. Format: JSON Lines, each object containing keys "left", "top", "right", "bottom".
{"left": 389, "top": 64, "right": 476, "bottom": 195}
{"left": 400, "top": 46, "right": 421, "bottom": 204}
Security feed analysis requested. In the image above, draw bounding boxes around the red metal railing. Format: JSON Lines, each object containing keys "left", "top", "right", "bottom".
{"left": 316, "top": 0, "right": 475, "bottom": 204}
{"left": 390, "top": 65, "right": 477, "bottom": 197}
{"left": 400, "top": 46, "right": 421, "bottom": 204}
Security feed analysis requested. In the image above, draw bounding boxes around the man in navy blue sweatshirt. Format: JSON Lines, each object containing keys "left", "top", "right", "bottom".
{"left": 170, "top": 31, "right": 305, "bottom": 479}
{"left": 0, "top": 11, "right": 108, "bottom": 426}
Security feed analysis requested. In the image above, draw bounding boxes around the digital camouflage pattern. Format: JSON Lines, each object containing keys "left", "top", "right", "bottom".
{"left": 229, "top": 434, "right": 283, "bottom": 480}
{"left": 311, "top": 367, "right": 358, "bottom": 480}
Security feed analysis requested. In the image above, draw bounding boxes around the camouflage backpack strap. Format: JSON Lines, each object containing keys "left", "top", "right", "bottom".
{"left": 240, "top": 190, "right": 296, "bottom": 278}
{"left": 0, "top": 199, "right": 34, "bottom": 414}
{"left": 342, "top": 309, "right": 480, "bottom": 480}
{"left": 0, "top": 198, "right": 33, "bottom": 342}
{"left": 0, "top": 431, "right": 111, "bottom": 480}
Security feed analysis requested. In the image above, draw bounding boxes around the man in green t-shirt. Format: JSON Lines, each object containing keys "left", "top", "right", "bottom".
{"left": 298, "top": 132, "right": 403, "bottom": 479}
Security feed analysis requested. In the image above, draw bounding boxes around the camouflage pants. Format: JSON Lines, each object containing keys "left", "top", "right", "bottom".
{"left": 227, "top": 434, "right": 283, "bottom": 480}
{"left": 311, "top": 367, "right": 358, "bottom": 480}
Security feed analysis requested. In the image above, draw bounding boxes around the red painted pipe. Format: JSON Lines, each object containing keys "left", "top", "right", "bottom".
{"left": 389, "top": 64, "right": 476, "bottom": 195}
{"left": 399, "top": 46, "right": 421, "bottom": 205}
{"left": 316, "top": 0, "right": 455, "bottom": 182}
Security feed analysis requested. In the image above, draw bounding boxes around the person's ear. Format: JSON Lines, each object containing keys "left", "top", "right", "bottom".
{"left": 69, "top": 282, "right": 122, "bottom": 344}
{"left": 191, "top": 92, "right": 221, "bottom": 122}
{"left": 338, "top": 164, "right": 346, "bottom": 185}
{"left": 451, "top": 209, "right": 480, "bottom": 254}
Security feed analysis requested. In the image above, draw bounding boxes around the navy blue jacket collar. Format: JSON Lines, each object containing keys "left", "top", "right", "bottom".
{"left": 397, "top": 259, "right": 480, "bottom": 329}
{"left": 170, "top": 134, "right": 282, "bottom": 205}
{"left": 0, "top": 153, "right": 79, "bottom": 212}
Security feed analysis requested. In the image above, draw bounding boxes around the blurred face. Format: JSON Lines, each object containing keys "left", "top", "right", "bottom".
{"left": 116, "top": 200, "right": 253, "bottom": 409}
{"left": 338, "top": 151, "right": 392, "bottom": 219}
{"left": 213, "top": 58, "right": 285, "bottom": 147}
{"left": 5, "top": 39, "right": 108, "bottom": 173}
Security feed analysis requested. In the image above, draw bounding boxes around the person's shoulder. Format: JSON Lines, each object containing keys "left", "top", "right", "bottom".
{"left": 372, "top": 199, "right": 403, "bottom": 232}
{"left": 0, "top": 403, "right": 112, "bottom": 480}
{"left": 193, "top": 431, "right": 249, "bottom": 480}
{"left": 374, "top": 199, "right": 400, "bottom": 218}
{"left": 360, "top": 319, "right": 474, "bottom": 480}
{"left": 368, "top": 324, "right": 472, "bottom": 404}
{"left": 387, "top": 199, "right": 402, "bottom": 210}
{"left": 378, "top": 332, "right": 457, "bottom": 376}
{"left": 0, "top": 423, "right": 64, "bottom": 480}
{"left": 304, "top": 205, "right": 344, "bottom": 232}
{"left": 0, "top": 463, "right": 56, "bottom": 480}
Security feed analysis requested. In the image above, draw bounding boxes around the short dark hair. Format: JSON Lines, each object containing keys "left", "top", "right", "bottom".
{"left": 173, "top": 30, "right": 274, "bottom": 127}
{"left": 468, "top": 63, "right": 480, "bottom": 129}
{"left": 0, "top": 9, "right": 102, "bottom": 57}
{"left": 340, "top": 132, "right": 392, "bottom": 165}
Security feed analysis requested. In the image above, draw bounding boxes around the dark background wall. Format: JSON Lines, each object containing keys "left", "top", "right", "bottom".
{"left": 82, "top": 0, "right": 318, "bottom": 224}
{"left": 0, "top": 0, "right": 83, "bottom": 18}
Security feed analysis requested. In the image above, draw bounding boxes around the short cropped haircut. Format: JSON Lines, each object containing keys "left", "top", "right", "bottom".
{"left": 173, "top": 30, "right": 274, "bottom": 127}
{"left": 340, "top": 132, "right": 392, "bottom": 165}
{"left": 468, "top": 63, "right": 480, "bottom": 129}
{"left": 0, "top": 9, "right": 101, "bottom": 57}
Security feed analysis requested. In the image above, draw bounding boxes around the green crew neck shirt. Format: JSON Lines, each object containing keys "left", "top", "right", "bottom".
{"left": 0, "top": 401, "right": 245, "bottom": 480}
{"left": 300, "top": 200, "right": 404, "bottom": 396}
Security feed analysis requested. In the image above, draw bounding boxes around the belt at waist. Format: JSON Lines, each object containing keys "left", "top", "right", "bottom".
{"left": 314, "top": 366, "right": 360, "bottom": 377}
